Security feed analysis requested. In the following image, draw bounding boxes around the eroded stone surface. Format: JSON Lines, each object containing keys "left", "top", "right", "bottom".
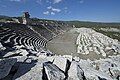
{"left": 13, "top": 62, "right": 43, "bottom": 80}
{"left": 53, "top": 56, "right": 68, "bottom": 72}
{"left": 68, "top": 61, "right": 85, "bottom": 80}
{"left": 44, "top": 62, "right": 65, "bottom": 80}
{"left": 0, "top": 58, "right": 17, "bottom": 79}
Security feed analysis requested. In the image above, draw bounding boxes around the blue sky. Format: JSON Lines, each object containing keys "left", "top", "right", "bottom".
{"left": 0, "top": 0, "right": 120, "bottom": 22}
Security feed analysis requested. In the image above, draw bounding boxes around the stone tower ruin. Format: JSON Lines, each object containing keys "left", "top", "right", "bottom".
{"left": 22, "top": 12, "right": 30, "bottom": 24}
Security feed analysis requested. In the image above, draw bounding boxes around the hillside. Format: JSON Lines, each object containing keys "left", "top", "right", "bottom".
{"left": 0, "top": 16, "right": 72, "bottom": 51}
{"left": 67, "top": 21, "right": 120, "bottom": 41}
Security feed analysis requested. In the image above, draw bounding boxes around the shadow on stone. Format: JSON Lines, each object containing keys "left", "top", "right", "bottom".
{"left": 12, "top": 60, "right": 37, "bottom": 80}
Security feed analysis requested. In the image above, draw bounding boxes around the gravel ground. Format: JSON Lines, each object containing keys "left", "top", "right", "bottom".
{"left": 47, "top": 28, "right": 119, "bottom": 60}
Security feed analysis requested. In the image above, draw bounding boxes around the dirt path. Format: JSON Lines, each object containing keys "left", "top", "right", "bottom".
{"left": 47, "top": 29, "right": 78, "bottom": 56}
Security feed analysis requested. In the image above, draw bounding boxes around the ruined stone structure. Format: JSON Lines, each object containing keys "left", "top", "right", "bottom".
{"left": 22, "top": 12, "right": 30, "bottom": 24}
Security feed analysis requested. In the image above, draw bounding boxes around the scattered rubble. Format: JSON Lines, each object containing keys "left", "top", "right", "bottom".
{"left": 0, "top": 50, "right": 120, "bottom": 80}
{"left": 0, "top": 28, "right": 120, "bottom": 80}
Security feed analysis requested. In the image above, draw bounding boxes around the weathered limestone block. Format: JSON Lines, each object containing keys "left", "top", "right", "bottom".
{"left": 4, "top": 49, "right": 29, "bottom": 58}
{"left": 63, "top": 55, "right": 73, "bottom": 62}
{"left": 19, "top": 49, "right": 29, "bottom": 56}
{"left": 53, "top": 56, "right": 68, "bottom": 72}
{"left": 68, "top": 61, "right": 85, "bottom": 80}
{"left": 73, "top": 56, "right": 80, "bottom": 61}
{"left": 44, "top": 62, "right": 65, "bottom": 80}
{"left": 13, "top": 56, "right": 27, "bottom": 62}
{"left": 13, "top": 62, "right": 43, "bottom": 80}
{"left": 0, "top": 58, "right": 17, "bottom": 79}
{"left": 3, "top": 52, "right": 16, "bottom": 58}
{"left": 46, "top": 56, "right": 56, "bottom": 62}
{"left": 79, "top": 59, "right": 113, "bottom": 80}
{"left": 0, "top": 42, "right": 6, "bottom": 50}
{"left": 0, "top": 42, "right": 3, "bottom": 48}
{"left": 14, "top": 45, "right": 25, "bottom": 50}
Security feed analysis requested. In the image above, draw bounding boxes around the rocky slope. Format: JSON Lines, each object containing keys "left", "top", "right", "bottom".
{"left": 75, "top": 28, "right": 120, "bottom": 57}
{"left": 0, "top": 19, "right": 120, "bottom": 80}
{"left": 0, "top": 42, "right": 120, "bottom": 80}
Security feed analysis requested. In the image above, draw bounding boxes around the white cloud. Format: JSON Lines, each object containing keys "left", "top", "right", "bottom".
{"left": 9, "top": 0, "right": 63, "bottom": 4}
{"left": 10, "top": 0, "right": 21, "bottom": 2}
{"left": 47, "top": 6, "right": 61, "bottom": 12}
{"left": 64, "top": 7, "right": 68, "bottom": 10}
{"left": 79, "top": 0, "right": 84, "bottom": 3}
{"left": 44, "top": 6, "right": 61, "bottom": 15}
{"left": 63, "top": 7, "right": 70, "bottom": 14}
{"left": 52, "top": 8, "right": 61, "bottom": 12}
{"left": 36, "top": 0, "right": 42, "bottom": 4}
{"left": 53, "top": 0, "right": 62, "bottom": 4}
{"left": 47, "top": 6, "right": 52, "bottom": 9}
{"left": 46, "top": 0, "right": 52, "bottom": 4}
{"left": 64, "top": 7, "right": 68, "bottom": 13}
{"left": 51, "top": 12, "right": 55, "bottom": 15}
{"left": 43, "top": 11, "right": 49, "bottom": 15}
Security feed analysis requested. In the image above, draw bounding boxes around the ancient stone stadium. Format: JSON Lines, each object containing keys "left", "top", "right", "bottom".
{"left": 0, "top": 12, "right": 120, "bottom": 80}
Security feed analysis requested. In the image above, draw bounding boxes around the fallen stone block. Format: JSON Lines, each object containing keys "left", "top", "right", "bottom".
{"left": 43, "top": 62, "right": 65, "bottom": 80}
{"left": 46, "top": 56, "right": 55, "bottom": 62}
{"left": 63, "top": 55, "right": 73, "bottom": 62}
{"left": 3, "top": 51, "right": 20, "bottom": 58}
{"left": 0, "top": 42, "right": 3, "bottom": 48}
{"left": 19, "top": 49, "right": 29, "bottom": 56}
{"left": 73, "top": 56, "right": 80, "bottom": 61}
{"left": 0, "top": 42, "right": 6, "bottom": 50}
{"left": 68, "top": 61, "right": 85, "bottom": 80}
{"left": 14, "top": 45, "right": 25, "bottom": 50}
{"left": 53, "top": 56, "right": 68, "bottom": 72}
{"left": 13, "top": 56, "right": 27, "bottom": 62}
{"left": 13, "top": 62, "right": 43, "bottom": 80}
